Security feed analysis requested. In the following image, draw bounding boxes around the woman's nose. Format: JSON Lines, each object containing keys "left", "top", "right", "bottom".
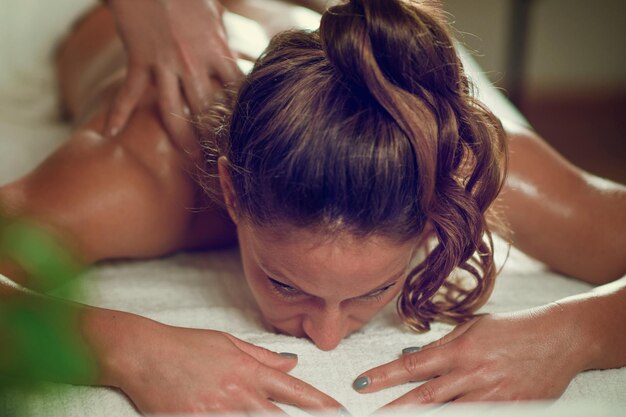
{"left": 302, "top": 305, "right": 348, "bottom": 351}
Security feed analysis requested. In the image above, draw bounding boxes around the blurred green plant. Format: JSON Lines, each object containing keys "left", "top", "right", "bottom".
{"left": 0, "top": 218, "right": 97, "bottom": 417}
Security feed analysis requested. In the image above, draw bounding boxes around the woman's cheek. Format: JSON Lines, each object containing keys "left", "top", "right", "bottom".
{"left": 252, "top": 286, "right": 308, "bottom": 336}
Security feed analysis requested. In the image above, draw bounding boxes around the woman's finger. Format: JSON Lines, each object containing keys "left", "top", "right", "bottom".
{"left": 259, "top": 367, "right": 344, "bottom": 412}
{"left": 353, "top": 345, "right": 455, "bottom": 394}
{"left": 105, "top": 66, "right": 149, "bottom": 137}
{"left": 380, "top": 372, "right": 470, "bottom": 409}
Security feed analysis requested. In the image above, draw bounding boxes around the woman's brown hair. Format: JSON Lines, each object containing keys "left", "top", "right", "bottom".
{"left": 200, "top": 0, "right": 507, "bottom": 332}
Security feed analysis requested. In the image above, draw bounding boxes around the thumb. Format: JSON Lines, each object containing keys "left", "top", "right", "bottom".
{"left": 224, "top": 333, "right": 298, "bottom": 372}
{"left": 421, "top": 316, "right": 481, "bottom": 351}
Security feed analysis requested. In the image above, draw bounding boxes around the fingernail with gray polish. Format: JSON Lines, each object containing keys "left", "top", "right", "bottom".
{"left": 339, "top": 407, "right": 353, "bottom": 417}
{"left": 279, "top": 352, "right": 298, "bottom": 359}
{"left": 352, "top": 376, "right": 370, "bottom": 391}
{"left": 402, "top": 346, "right": 422, "bottom": 355}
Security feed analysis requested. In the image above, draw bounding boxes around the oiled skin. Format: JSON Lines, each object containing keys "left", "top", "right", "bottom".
{"left": 0, "top": 2, "right": 624, "bottom": 287}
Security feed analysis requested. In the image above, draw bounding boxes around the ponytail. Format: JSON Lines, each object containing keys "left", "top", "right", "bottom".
{"left": 320, "top": 0, "right": 507, "bottom": 331}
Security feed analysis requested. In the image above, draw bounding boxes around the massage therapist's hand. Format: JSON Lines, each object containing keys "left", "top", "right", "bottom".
{"left": 114, "top": 321, "right": 343, "bottom": 414}
{"left": 353, "top": 304, "right": 590, "bottom": 408}
{"left": 105, "top": 0, "right": 242, "bottom": 138}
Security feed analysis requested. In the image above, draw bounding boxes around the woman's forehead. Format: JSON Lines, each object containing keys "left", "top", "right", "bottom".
{"left": 246, "top": 224, "right": 416, "bottom": 294}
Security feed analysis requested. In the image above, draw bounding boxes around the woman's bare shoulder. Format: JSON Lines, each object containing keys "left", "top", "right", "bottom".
{"left": 494, "top": 122, "right": 626, "bottom": 283}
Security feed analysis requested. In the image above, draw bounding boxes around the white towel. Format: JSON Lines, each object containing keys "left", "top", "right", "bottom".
{"left": 0, "top": 1, "right": 624, "bottom": 416}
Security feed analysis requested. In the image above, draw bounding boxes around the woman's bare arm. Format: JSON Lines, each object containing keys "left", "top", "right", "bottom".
{"left": 0, "top": 277, "right": 146, "bottom": 386}
{"left": 0, "top": 273, "right": 343, "bottom": 413}
{"left": 496, "top": 123, "right": 626, "bottom": 284}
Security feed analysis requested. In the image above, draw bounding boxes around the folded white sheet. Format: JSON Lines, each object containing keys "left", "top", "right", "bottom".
{"left": 0, "top": 1, "right": 624, "bottom": 416}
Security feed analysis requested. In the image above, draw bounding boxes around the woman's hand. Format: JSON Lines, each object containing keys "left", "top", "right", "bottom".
{"left": 105, "top": 0, "right": 242, "bottom": 138}
{"left": 352, "top": 304, "right": 590, "bottom": 408}
{"left": 115, "top": 322, "right": 344, "bottom": 414}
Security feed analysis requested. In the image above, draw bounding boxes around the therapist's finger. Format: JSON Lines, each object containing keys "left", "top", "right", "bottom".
{"left": 106, "top": 66, "right": 148, "bottom": 137}
{"left": 380, "top": 372, "right": 470, "bottom": 409}
{"left": 421, "top": 317, "right": 480, "bottom": 351}
{"left": 451, "top": 388, "right": 494, "bottom": 402}
{"left": 224, "top": 333, "right": 298, "bottom": 374}
{"left": 259, "top": 367, "right": 344, "bottom": 412}
{"left": 353, "top": 345, "right": 455, "bottom": 394}
{"left": 213, "top": 53, "right": 243, "bottom": 85}
{"left": 181, "top": 73, "right": 214, "bottom": 115}
{"left": 208, "top": 33, "right": 243, "bottom": 85}
{"left": 154, "top": 68, "right": 198, "bottom": 160}
{"left": 155, "top": 68, "right": 186, "bottom": 132}
{"left": 241, "top": 392, "right": 289, "bottom": 416}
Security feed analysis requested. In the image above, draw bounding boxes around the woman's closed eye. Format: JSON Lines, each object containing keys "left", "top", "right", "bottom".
{"left": 267, "top": 277, "right": 397, "bottom": 302}
{"left": 268, "top": 277, "right": 303, "bottom": 299}
{"left": 362, "top": 282, "right": 397, "bottom": 301}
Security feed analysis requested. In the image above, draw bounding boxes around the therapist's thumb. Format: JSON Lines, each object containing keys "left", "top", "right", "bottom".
{"left": 225, "top": 334, "right": 298, "bottom": 372}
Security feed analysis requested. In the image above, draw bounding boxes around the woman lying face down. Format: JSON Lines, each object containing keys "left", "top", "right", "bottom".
{"left": 204, "top": 0, "right": 505, "bottom": 349}
{"left": 0, "top": 0, "right": 624, "bottom": 414}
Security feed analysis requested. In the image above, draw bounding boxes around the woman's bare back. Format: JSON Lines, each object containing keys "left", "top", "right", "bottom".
{"left": 0, "top": 0, "right": 328, "bottom": 286}
{"left": 2, "top": 5, "right": 250, "bottom": 269}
